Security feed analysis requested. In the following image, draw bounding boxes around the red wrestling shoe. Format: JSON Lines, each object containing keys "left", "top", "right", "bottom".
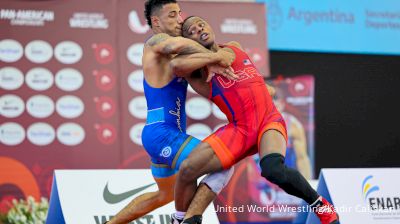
{"left": 314, "top": 197, "right": 339, "bottom": 224}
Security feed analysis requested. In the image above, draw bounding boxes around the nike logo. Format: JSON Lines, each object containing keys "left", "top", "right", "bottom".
{"left": 103, "top": 182, "right": 156, "bottom": 204}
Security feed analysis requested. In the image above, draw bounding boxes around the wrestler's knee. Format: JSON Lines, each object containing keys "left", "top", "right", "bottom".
{"left": 260, "top": 153, "right": 287, "bottom": 185}
{"left": 178, "top": 159, "right": 199, "bottom": 182}
{"left": 158, "top": 189, "right": 174, "bottom": 204}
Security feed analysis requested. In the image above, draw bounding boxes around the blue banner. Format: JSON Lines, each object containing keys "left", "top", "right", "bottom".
{"left": 257, "top": 0, "right": 400, "bottom": 55}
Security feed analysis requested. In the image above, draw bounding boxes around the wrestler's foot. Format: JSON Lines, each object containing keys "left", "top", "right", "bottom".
{"left": 182, "top": 215, "right": 202, "bottom": 224}
{"left": 314, "top": 197, "right": 339, "bottom": 224}
{"left": 171, "top": 213, "right": 184, "bottom": 224}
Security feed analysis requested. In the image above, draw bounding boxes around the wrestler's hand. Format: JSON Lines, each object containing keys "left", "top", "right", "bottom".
{"left": 216, "top": 48, "right": 235, "bottom": 67}
{"left": 206, "top": 64, "right": 237, "bottom": 82}
{"left": 216, "top": 49, "right": 235, "bottom": 67}
{"left": 266, "top": 84, "right": 276, "bottom": 96}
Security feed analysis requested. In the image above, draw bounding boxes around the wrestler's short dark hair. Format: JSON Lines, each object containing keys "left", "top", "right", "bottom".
{"left": 144, "top": 0, "right": 177, "bottom": 28}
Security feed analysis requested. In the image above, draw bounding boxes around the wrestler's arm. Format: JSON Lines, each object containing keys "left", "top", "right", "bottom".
{"left": 147, "top": 33, "right": 211, "bottom": 55}
{"left": 170, "top": 50, "right": 235, "bottom": 79}
{"left": 266, "top": 83, "right": 276, "bottom": 97}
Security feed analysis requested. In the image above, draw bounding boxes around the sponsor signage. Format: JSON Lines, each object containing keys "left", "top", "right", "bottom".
{"left": 258, "top": 0, "right": 400, "bottom": 55}
{"left": 129, "top": 96, "right": 147, "bottom": 119}
{"left": 305, "top": 168, "right": 400, "bottom": 224}
{"left": 47, "top": 170, "right": 220, "bottom": 224}
{"left": 1, "top": 3, "right": 267, "bottom": 224}
{"left": 0, "top": 39, "right": 23, "bottom": 62}
{"left": 127, "top": 70, "right": 144, "bottom": 93}
{"left": 56, "top": 123, "right": 85, "bottom": 146}
{"left": 56, "top": 95, "right": 84, "bottom": 119}
{"left": 27, "top": 122, "right": 55, "bottom": 146}
{"left": 26, "top": 95, "right": 55, "bottom": 118}
{"left": 129, "top": 123, "right": 145, "bottom": 146}
{"left": 25, "top": 67, "right": 54, "bottom": 91}
{"left": 54, "top": 41, "right": 83, "bottom": 64}
{"left": 0, "top": 94, "right": 25, "bottom": 118}
{"left": 0, "top": 122, "right": 25, "bottom": 146}
{"left": 186, "top": 97, "right": 211, "bottom": 120}
{"left": 55, "top": 68, "right": 84, "bottom": 92}
{"left": 187, "top": 123, "right": 212, "bottom": 141}
{"left": 25, "top": 40, "right": 53, "bottom": 63}
{"left": 0, "top": 67, "right": 24, "bottom": 90}
{"left": 0, "top": 8, "right": 54, "bottom": 26}
{"left": 69, "top": 12, "right": 109, "bottom": 29}
{"left": 126, "top": 43, "right": 144, "bottom": 66}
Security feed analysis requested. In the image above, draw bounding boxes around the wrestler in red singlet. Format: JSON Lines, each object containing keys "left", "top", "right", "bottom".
{"left": 204, "top": 45, "right": 287, "bottom": 169}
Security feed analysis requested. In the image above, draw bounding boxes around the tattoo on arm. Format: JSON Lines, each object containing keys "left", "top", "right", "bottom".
{"left": 146, "top": 33, "right": 170, "bottom": 47}
{"left": 178, "top": 41, "right": 211, "bottom": 55}
{"left": 147, "top": 33, "right": 211, "bottom": 55}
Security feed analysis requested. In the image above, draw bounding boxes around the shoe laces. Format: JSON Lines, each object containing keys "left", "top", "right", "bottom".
{"left": 317, "top": 203, "right": 334, "bottom": 214}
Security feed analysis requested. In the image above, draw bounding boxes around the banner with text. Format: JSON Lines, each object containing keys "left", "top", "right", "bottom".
{"left": 257, "top": 0, "right": 400, "bottom": 55}
{"left": 46, "top": 170, "right": 219, "bottom": 224}
{"left": 306, "top": 168, "right": 400, "bottom": 224}
{"left": 0, "top": 1, "right": 268, "bottom": 221}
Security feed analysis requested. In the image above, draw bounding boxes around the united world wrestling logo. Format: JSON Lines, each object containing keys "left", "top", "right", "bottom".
{"left": 129, "top": 10, "right": 150, "bottom": 34}
{"left": 362, "top": 175, "right": 380, "bottom": 201}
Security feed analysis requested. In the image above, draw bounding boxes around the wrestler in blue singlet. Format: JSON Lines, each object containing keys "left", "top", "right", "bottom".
{"left": 142, "top": 76, "right": 200, "bottom": 178}
{"left": 282, "top": 115, "right": 297, "bottom": 169}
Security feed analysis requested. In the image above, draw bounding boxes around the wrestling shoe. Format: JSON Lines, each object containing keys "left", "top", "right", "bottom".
{"left": 314, "top": 197, "right": 339, "bottom": 224}
{"left": 170, "top": 213, "right": 184, "bottom": 224}
{"left": 182, "top": 215, "right": 202, "bottom": 224}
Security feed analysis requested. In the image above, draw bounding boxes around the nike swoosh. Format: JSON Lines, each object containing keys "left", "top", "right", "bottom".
{"left": 103, "top": 182, "right": 156, "bottom": 204}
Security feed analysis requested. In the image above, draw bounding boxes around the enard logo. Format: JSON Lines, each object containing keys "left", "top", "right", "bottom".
{"left": 362, "top": 175, "right": 379, "bottom": 202}
{"left": 362, "top": 175, "right": 400, "bottom": 211}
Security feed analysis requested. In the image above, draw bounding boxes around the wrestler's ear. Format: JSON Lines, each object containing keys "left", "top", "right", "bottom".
{"left": 151, "top": 16, "right": 160, "bottom": 27}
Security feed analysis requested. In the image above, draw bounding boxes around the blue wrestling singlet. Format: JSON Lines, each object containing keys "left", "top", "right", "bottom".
{"left": 285, "top": 137, "right": 297, "bottom": 169}
{"left": 283, "top": 115, "right": 297, "bottom": 169}
{"left": 142, "top": 77, "right": 200, "bottom": 178}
